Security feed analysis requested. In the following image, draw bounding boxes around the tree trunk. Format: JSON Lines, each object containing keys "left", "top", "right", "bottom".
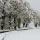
{"left": 17, "top": 18, "right": 21, "bottom": 28}
{"left": 9, "top": 14, "right": 11, "bottom": 30}
{"left": 23, "top": 23, "right": 25, "bottom": 27}
{"left": 1, "top": 16, "right": 5, "bottom": 30}
{"left": 25, "top": 24, "right": 27, "bottom": 27}
{"left": 35, "top": 23, "right": 37, "bottom": 27}
{"left": 14, "top": 17, "right": 17, "bottom": 30}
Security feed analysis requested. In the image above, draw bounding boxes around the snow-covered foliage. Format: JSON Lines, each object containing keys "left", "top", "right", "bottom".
{"left": 0, "top": 0, "right": 40, "bottom": 30}
{"left": 0, "top": 0, "right": 40, "bottom": 40}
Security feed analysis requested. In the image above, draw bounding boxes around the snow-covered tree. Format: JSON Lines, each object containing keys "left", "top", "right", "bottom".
{"left": 0, "top": 0, "right": 38, "bottom": 30}
{"left": 8, "top": 0, "right": 29, "bottom": 29}
{"left": 0, "top": 0, "right": 10, "bottom": 30}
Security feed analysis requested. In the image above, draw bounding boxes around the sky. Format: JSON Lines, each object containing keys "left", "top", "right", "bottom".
{"left": 25, "top": 0, "right": 40, "bottom": 11}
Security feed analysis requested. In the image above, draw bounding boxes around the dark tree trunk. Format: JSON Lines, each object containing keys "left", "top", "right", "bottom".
{"left": 17, "top": 18, "right": 21, "bottom": 28}
{"left": 14, "top": 26, "right": 16, "bottom": 30}
{"left": 1, "top": 25, "right": 3, "bottom": 30}
{"left": 35, "top": 23, "right": 37, "bottom": 27}
{"left": 1, "top": 16, "right": 5, "bottom": 30}
{"left": 1, "top": 2, "right": 6, "bottom": 30}
{"left": 14, "top": 17, "right": 17, "bottom": 30}
{"left": 25, "top": 24, "right": 27, "bottom": 27}
{"left": 23, "top": 23, "right": 25, "bottom": 27}
{"left": 13, "top": 14, "right": 17, "bottom": 30}
{"left": 9, "top": 13, "right": 12, "bottom": 30}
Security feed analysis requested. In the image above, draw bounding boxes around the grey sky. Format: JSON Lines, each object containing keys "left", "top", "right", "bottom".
{"left": 25, "top": 0, "right": 40, "bottom": 10}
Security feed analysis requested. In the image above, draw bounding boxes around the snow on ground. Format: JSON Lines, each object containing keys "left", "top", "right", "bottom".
{"left": 0, "top": 21, "right": 40, "bottom": 40}
{"left": 0, "top": 29, "right": 40, "bottom": 40}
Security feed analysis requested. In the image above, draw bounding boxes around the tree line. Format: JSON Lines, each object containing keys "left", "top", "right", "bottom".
{"left": 0, "top": 0, "right": 40, "bottom": 30}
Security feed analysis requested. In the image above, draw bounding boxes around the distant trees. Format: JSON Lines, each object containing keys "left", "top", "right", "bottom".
{"left": 0, "top": 0, "right": 10, "bottom": 30}
{"left": 0, "top": 1, "right": 3, "bottom": 30}
{"left": 0, "top": 0, "right": 33, "bottom": 30}
{"left": 1, "top": 0, "right": 9, "bottom": 30}
{"left": 0, "top": 0, "right": 32, "bottom": 30}
{"left": 22, "top": 1, "right": 32, "bottom": 27}
{"left": 9, "top": 0, "right": 29, "bottom": 29}
{"left": 1, "top": 0, "right": 40, "bottom": 30}
{"left": 0, "top": 1, "right": 6, "bottom": 30}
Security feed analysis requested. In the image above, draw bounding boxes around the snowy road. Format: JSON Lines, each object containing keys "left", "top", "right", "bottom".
{"left": 0, "top": 29, "right": 40, "bottom": 40}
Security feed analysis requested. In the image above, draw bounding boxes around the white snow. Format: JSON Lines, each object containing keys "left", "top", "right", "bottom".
{"left": 27, "top": 21, "right": 35, "bottom": 29}
{"left": 0, "top": 21, "right": 40, "bottom": 40}
{"left": 0, "top": 29, "right": 40, "bottom": 40}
